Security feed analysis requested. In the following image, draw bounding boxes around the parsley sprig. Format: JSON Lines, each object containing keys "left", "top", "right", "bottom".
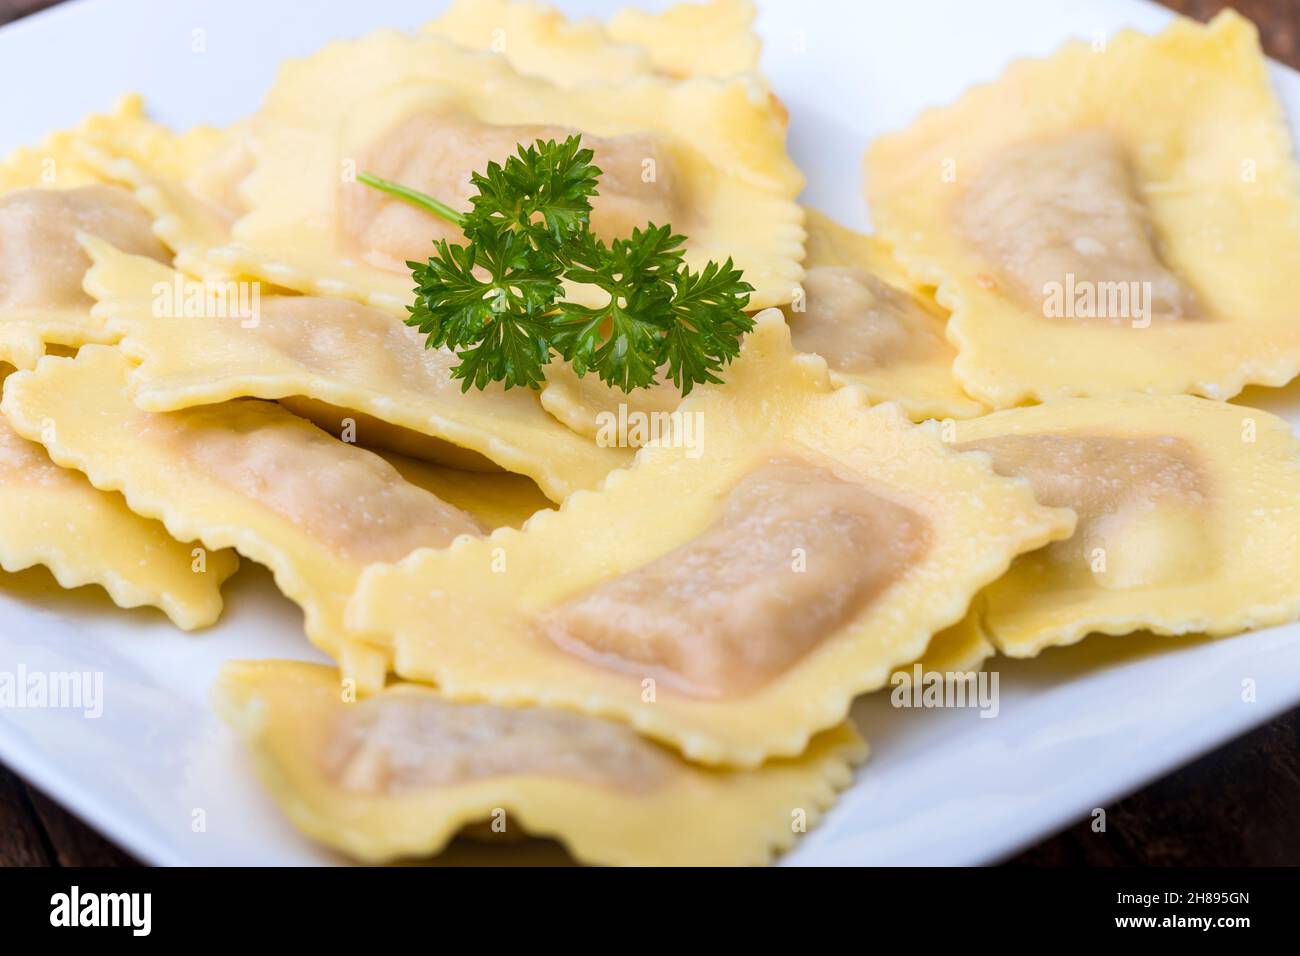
{"left": 359, "top": 135, "right": 754, "bottom": 393}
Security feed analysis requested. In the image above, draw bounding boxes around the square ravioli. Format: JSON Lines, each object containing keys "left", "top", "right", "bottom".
{"left": 215, "top": 660, "right": 865, "bottom": 866}
{"left": 346, "top": 311, "right": 1074, "bottom": 767}
{"left": 865, "top": 11, "right": 1300, "bottom": 407}
{"left": 954, "top": 395, "right": 1300, "bottom": 657}
{"left": 0, "top": 346, "right": 550, "bottom": 692}
{"left": 80, "top": 237, "right": 631, "bottom": 500}
{"left": 85, "top": 28, "right": 804, "bottom": 317}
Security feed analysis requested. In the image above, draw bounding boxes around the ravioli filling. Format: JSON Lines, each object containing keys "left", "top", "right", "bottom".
{"left": 0, "top": 185, "right": 168, "bottom": 311}
{"left": 254, "top": 295, "right": 463, "bottom": 392}
{"left": 956, "top": 131, "right": 1197, "bottom": 323}
{"left": 325, "top": 691, "right": 672, "bottom": 794}
{"left": 174, "top": 412, "right": 483, "bottom": 562}
{"left": 345, "top": 113, "right": 681, "bottom": 272}
{"left": 535, "top": 457, "right": 929, "bottom": 696}
{"left": 788, "top": 266, "right": 936, "bottom": 372}
{"left": 960, "top": 433, "right": 1211, "bottom": 589}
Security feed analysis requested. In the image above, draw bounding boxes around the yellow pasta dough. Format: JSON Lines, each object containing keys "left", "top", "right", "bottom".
{"left": 1, "top": 127, "right": 100, "bottom": 195}
{"left": 0, "top": 401, "right": 237, "bottom": 629}
{"left": 1, "top": 95, "right": 209, "bottom": 196}
{"left": 865, "top": 11, "right": 1300, "bottom": 407}
{"left": 346, "top": 311, "right": 1073, "bottom": 766}
{"left": 0, "top": 346, "right": 525, "bottom": 692}
{"left": 607, "top": 0, "right": 761, "bottom": 80}
{"left": 72, "top": 95, "right": 227, "bottom": 186}
{"left": 954, "top": 394, "right": 1300, "bottom": 657}
{"left": 536, "top": 357, "right": 681, "bottom": 445}
{"left": 422, "top": 0, "right": 760, "bottom": 85}
{"left": 898, "top": 612, "right": 995, "bottom": 679}
{"left": 0, "top": 99, "right": 193, "bottom": 370}
{"left": 379, "top": 450, "right": 552, "bottom": 530}
{"left": 87, "top": 29, "right": 803, "bottom": 317}
{"left": 80, "top": 237, "right": 630, "bottom": 499}
{"left": 421, "top": 0, "right": 652, "bottom": 87}
{"left": 272, "top": 396, "right": 504, "bottom": 474}
{"left": 214, "top": 659, "right": 865, "bottom": 866}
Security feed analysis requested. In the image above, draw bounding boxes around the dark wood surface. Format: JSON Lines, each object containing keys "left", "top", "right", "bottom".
{"left": 2, "top": 0, "right": 1298, "bottom": 868}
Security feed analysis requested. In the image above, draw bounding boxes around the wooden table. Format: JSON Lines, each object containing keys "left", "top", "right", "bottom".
{"left": 2, "top": 0, "right": 1299, "bottom": 867}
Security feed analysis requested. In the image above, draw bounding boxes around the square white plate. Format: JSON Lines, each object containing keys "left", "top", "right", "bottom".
{"left": 3, "top": 0, "right": 1299, "bottom": 866}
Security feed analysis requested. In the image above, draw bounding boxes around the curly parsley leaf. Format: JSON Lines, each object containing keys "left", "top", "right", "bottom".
{"left": 661, "top": 258, "right": 755, "bottom": 394}
{"left": 362, "top": 134, "right": 753, "bottom": 394}
{"left": 464, "top": 136, "right": 601, "bottom": 251}
{"left": 554, "top": 225, "right": 683, "bottom": 391}
{"left": 405, "top": 234, "right": 561, "bottom": 391}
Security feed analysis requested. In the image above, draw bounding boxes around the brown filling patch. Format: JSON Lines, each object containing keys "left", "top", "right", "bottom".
{"left": 786, "top": 266, "right": 942, "bottom": 372}
{"left": 254, "top": 296, "right": 461, "bottom": 393}
{"left": 956, "top": 131, "right": 1198, "bottom": 322}
{"left": 324, "top": 691, "right": 672, "bottom": 794}
{"left": 960, "top": 432, "right": 1212, "bottom": 588}
{"left": 171, "top": 408, "right": 482, "bottom": 563}
{"left": 0, "top": 185, "right": 169, "bottom": 312}
{"left": 534, "top": 456, "right": 929, "bottom": 697}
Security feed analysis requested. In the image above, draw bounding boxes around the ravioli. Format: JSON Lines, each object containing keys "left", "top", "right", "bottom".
{"left": 954, "top": 395, "right": 1300, "bottom": 657}
{"left": 0, "top": 100, "right": 238, "bottom": 619}
{"left": 0, "top": 346, "right": 505, "bottom": 692}
{"left": 72, "top": 95, "right": 227, "bottom": 186}
{"left": 80, "top": 238, "right": 630, "bottom": 499}
{"left": 0, "top": 96, "right": 210, "bottom": 196}
{"left": 0, "top": 404, "right": 237, "bottom": 630}
{"left": 0, "top": 100, "right": 189, "bottom": 370}
{"left": 347, "top": 311, "right": 1074, "bottom": 766}
{"left": 0, "top": 124, "right": 102, "bottom": 194}
{"left": 865, "top": 11, "right": 1300, "bottom": 407}
{"left": 784, "top": 209, "right": 985, "bottom": 421}
{"left": 7, "top": 94, "right": 229, "bottom": 242}
{"left": 215, "top": 659, "right": 865, "bottom": 865}
{"left": 0, "top": 184, "right": 168, "bottom": 370}
{"left": 88, "top": 29, "right": 803, "bottom": 317}
{"left": 76, "top": 107, "right": 255, "bottom": 283}
{"left": 422, "top": 0, "right": 761, "bottom": 85}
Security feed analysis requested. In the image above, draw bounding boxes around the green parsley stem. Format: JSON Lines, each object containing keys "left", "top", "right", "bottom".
{"left": 358, "top": 172, "right": 465, "bottom": 227}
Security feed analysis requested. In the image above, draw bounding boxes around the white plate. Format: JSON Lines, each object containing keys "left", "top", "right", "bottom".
{"left": 3, "top": 0, "right": 1299, "bottom": 867}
